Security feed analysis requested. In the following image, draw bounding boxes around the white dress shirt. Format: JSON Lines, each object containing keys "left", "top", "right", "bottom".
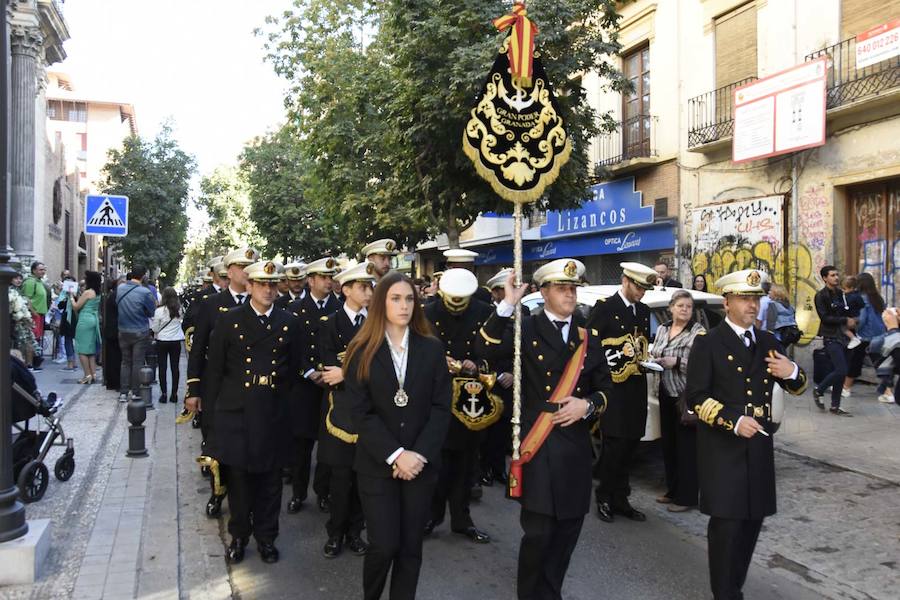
{"left": 228, "top": 286, "right": 247, "bottom": 306}
{"left": 617, "top": 288, "right": 636, "bottom": 316}
{"left": 343, "top": 304, "right": 368, "bottom": 325}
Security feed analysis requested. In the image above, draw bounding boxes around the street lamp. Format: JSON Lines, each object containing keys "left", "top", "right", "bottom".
{"left": 0, "top": 0, "right": 30, "bottom": 542}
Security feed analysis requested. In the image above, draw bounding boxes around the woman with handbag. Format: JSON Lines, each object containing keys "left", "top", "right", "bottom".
{"left": 343, "top": 271, "right": 451, "bottom": 600}
{"left": 151, "top": 287, "right": 185, "bottom": 404}
{"left": 650, "top": 289, "right": 706, "bottom": 512}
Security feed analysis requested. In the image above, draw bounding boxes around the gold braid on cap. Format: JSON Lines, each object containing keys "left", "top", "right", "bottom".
{"left": 438, "top": 290, "right": 471, "bottom": 314}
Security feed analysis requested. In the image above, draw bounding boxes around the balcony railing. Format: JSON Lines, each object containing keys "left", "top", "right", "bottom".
{"left": 594, "top": 113, "right": 658, "bottom": 170}
{"left": 806, "top": 36, "right": 900, "bottom": 109}
{"left": 687, "top": 77, "right": 757, "bottom": 148}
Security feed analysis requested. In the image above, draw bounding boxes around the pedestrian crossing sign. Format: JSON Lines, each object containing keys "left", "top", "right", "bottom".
{"left": 85, "top": 195, "right": 129, "bottom": 236}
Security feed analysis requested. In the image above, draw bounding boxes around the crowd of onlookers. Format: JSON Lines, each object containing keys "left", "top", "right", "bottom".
{"left": 9, "top": 261, "right": 186, "bottom": 409}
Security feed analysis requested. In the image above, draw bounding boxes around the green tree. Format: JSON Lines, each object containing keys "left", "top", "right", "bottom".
{"left": 99, "top": 125, "right": 196, "bottom": 283}
{"left": 259, "top": 0, "right": 628, "bottom": 247}
{"left": 239, "top": 125, "right": 344, "bottom": 259}
{"left": 195, "top": 166, "right": 265, "bottom": 251}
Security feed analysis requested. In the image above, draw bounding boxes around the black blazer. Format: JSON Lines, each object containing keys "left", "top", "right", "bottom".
{"left": 345, "top": 332, "right": 452, "bottom": 478}
{"left": 586, "top": 292, "right": 652, "bottom": 439}
{"left": 317, "top": 309, "right": 364, "bottom": 467}
{"left": 476, "top": 310, "right": 612, "bottom": 519}
{"left": 684, "top": 323, "right": 807, "bottom": 520}
{"left": 186, "top": 289, "right": 241, "bottom": 400}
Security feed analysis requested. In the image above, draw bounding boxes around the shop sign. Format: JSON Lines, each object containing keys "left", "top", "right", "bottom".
{"left": 856, "top": 19, "right": 900, "bottom": 69}
{"left": 540, "top": 177, "right": 654, "bottom": 239}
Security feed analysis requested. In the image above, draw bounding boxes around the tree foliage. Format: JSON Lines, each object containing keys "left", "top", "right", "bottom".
{"left": 99, "top": 125, "right": 195, "bottom": 282}
{"left": 239, "top": 125, "right": 343, "bottom": 260}
{"left": 258, "top": 0, "right": 628, "bottom": 248}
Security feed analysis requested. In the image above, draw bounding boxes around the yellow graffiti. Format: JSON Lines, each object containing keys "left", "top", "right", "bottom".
{"left": 693, "top": 242, "right": 820, "bottom": 346}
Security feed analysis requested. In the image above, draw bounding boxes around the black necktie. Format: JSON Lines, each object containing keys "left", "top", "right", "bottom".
{"left": 259, "top": 314, "right": 269, "bottom": 327}
{"left": 553, "top": 320, "right": 567, "bottom": 331}
{"left": 317, "top": 300, "right": 325, "bottom": 310}
{"left": 236, "top": 294, "right": 245, "bottom": 305}
{"left": 743, "top": 330, "right": 756, "bottom": 353}
{"left": 355, "top": 314, "right": 365, "bottom": 328}
{"left": 631, "top": 305, "right": 636, "bottom": 317}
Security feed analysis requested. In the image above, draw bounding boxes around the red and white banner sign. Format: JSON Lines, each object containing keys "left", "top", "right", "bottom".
{"left": 856, "top": 19, "right": 900, "bottom": 69}
{"left": 732, "top": 58, "right": 827, "bottom": 163}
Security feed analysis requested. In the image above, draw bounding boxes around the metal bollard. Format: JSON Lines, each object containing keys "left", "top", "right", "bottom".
{"left": 140, "top": 365, "right": 155, "bottom": 411}
{"left": 126, "top": 393, "right": 148, "bottom": 458}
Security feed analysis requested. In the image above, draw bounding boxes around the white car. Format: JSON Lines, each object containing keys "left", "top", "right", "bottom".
{"left": 521, "top": 285, "right": 785, "bottom": 441}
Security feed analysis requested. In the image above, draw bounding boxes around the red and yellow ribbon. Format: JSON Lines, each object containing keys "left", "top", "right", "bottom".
{"left": 493, "top": 2, "right": 538, "bottom": 88}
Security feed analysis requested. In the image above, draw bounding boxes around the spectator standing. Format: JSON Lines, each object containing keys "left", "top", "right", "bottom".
{"left": 813, "top": 266, "right": 854, "bottom": 416}
{"left": 103, "top": 277, "right": 124, "bottom": 392}
{"left": 56, "top": 277, "right": 78, "bottom": 370}
{"left": 654, "top": 260, "right": 682, "bottom": 288}
{"left": 651, "top": 290, "right": 705, "bottom": 512}
{"left": 151, "top": 287, "right": 185, "bottom": 404}
{"left": 755, "top": 280, "right": 772, "bottom": 329}
{"left": 73, "top": 271, "right": 102, "bottom": 384}
{"left": 847, "top": 273, "right": 889, "bottom": 400}
{"left": 870, "top": 309, "right": 900, "bottom": 405}
{"left": 116, "top": 266, "right": 157, "bottom": 402}
{"left": 691, "top": 274, "right": 707, "bottom": 292}
{"left": 764, "top": 284, "right": 801, "bottom": 346}
{"left": 21, "top": 261, "right": 49, "bottom": 370}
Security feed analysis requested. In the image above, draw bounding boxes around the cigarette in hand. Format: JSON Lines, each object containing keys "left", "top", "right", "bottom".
{"left": 757, "top": 429, "right": 770, "bottom": 437}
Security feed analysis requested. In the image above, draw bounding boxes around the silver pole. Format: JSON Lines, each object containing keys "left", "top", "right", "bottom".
{"left": 511, "top": 202, "right": 523, "bottom": 462}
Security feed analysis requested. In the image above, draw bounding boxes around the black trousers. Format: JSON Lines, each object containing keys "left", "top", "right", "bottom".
{"left": 155, "top": 340, "right": 181, "bottom": 397}
{"left": 291, "top": 438, "right": 331, "bottom": 501}
{"left": 480, "top": 391, "right": 512, "bottom": 477}
{"left": 595, "top": 435, "right": 640, "bottom": 507}
{"left": 517, "top": 509, "right": 584, "bottom": 600}
{"left": 226, "top": 467, "right": 283, "bottom": 544}
{"left": 431, "top": 445, "right": 477, "bottom": 530}
{"left": 658, "top": 392, "right": 679, "bottom": 498}
{"left": 326, "top": 465, "right": 364, "bottom": 539}
{"left": 358, "top": 471, "right": 437, "bottom": 600}
{"left": 659, "top": 392, "right": 700, "bottom": 506}
{"left": 707, "top": 516, "right": 763, "bottom": 600}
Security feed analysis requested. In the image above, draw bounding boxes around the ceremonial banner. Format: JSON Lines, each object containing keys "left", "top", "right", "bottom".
{"left": 463, "top": 45, "right": 571, "bottom": 203}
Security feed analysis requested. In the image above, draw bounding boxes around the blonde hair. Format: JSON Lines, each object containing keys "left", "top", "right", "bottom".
{"left": 769, "top": 284, "right": 789, "bottom": 302}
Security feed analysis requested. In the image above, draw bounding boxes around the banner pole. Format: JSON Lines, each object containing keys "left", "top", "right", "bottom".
{"left": 511, "top": 201, "right": 523, "bottom": 463}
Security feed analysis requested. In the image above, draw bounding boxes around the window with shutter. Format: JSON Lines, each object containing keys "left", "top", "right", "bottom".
{"left": 622, "top": 46, "right": 650, "bottom": 159}
{"left": 714, "top": 2, "right": 758, "bottom": 90}
{"left": 841, "top": 0, "right": 900, "bottom": 40}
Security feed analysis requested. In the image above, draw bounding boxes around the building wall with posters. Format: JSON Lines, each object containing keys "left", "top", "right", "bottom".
{"left": 674, "top": 0, "right": 900, "bottom": 345}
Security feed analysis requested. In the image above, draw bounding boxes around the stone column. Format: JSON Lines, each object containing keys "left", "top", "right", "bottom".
{"left": 8, "top": 23, "right": 42, "bottom": 262}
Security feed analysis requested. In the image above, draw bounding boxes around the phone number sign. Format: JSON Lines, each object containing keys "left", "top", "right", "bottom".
{"left": 856, "top": 19, "right": 900, "bottom": 69}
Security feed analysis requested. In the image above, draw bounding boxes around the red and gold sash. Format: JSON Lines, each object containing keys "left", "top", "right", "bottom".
{"left": 509, "top": 327, "right": 588, "bottom": 498}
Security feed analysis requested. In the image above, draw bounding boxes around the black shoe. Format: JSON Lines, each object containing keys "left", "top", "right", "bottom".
{"left": 170, "top": 394, "right": 178, "bottom": 405}
{"left": 613, "top": 505, "right": 647, "bottom": 522}
{"left": 423, "top": 519, "right": 442, "bottom": 535}
{"left": 345, "top": 535, "right": 369, "bottom": 556}
{"left": 596, "top": 501, "right": 614, "bottom": 523}
{"left": 480, "top": 472, "right": 494, "bottom": 487}
{"left": 287, "top": 497, "right": 304, "bottom": 514}
{"left": 830, "top": 407, "right": 853, "bottom": 417}
{"left": 206, "top": 493, "right": 225, "bottom": 518}
{"left": 318, "top": 495, "right": 331, "bottom": 513}
{"left": 453, "top": 526, "right": 491, "bottom": 544}
{"left": 322, "top": 536, "right": 343, "bottom": 558}
{"left": 226, "top": 537, "right": 248, "bottom": 564}
{"left": 470, "top": 483, "right": 483, "bottom": 501}
{"left": 812, "top": 389, "right": 825, "bottom": 410}
{"left": 257, "top": 542, "right": 279, "bottom": 563}
{"left": 159, "top": 393, "right": 168, "bottom": 404}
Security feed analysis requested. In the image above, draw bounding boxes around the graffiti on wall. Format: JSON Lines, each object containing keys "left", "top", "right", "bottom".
{"left": 687, "top": 191, "right": 833, "bottom": 345}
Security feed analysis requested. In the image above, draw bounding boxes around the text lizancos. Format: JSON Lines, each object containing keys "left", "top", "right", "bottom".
{"left": 555, "top": 208, "right": 628, "bottom": 233}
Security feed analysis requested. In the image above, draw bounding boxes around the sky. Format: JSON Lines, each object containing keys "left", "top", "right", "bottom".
{"left": 57, "top": 0, "right": 290, "bottom": 178}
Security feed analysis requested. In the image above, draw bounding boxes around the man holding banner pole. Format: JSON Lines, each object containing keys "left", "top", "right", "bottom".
{"left": 476, "top": 259, "right": 611, "bottom": 600}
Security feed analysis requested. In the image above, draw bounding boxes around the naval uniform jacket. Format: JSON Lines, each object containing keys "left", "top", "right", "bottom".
{"left": 586, "top": 292, "right": 651, "bottom": 440}
{"left": 181, "top": 286, "right": 214, "bottom": 350}
{"left": 476, "top": 310, "right": 613, "bottom": 520}
{"left": 287, "top": 292, "right": 343, "bottom": 439}
{"left": 424, "top": 298, "right": 494, "bottom": 450}
{"left": 186, "top": 289, "right": 241, "bottom": 417}
{"left": 345, "top": 333, "right": 452, "bottom": 478}
{"left": 275, "top": 290, "right": 304, "bottom": 310}
{"left": 684, "top": 323, "right": 808, "bottom": 520}
{"left": 203, "top": 303, "right": 302, "bottom": 472}
{"left": 317, "top": 309, "right": 363, "bottom": 467}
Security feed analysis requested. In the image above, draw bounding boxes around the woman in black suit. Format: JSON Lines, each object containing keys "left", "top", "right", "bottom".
{"left": 343, "top": 270, "right": 451, "bottom": 600}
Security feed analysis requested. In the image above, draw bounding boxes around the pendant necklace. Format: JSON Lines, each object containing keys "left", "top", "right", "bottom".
{"left": 388, "top": 330, "right": 410, "bottom": 407}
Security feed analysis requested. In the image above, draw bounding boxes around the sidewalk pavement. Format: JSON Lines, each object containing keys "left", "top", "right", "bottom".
{"left": 1, "top": 357, "right": 898, "bottom": 599}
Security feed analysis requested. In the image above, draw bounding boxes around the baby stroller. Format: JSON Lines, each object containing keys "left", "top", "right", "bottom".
{"left": 11, "top": 356, "right": 75, "bottom": 503}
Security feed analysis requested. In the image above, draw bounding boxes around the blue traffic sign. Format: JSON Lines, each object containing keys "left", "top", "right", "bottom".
{"left": 85, "top": 195, "right": 129, "bottom": 236}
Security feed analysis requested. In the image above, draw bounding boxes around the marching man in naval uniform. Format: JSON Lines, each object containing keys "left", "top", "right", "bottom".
{"left": 276, "top": 262, "right": 307, "bottom": 309}
{"left": 684, "top": 269, "right": 807, "bottom": 600}
{"left": 203, "top": 259, "right": 301, "bottom": 565}
{"left": 587, "top": 262, "right": 656, "bottom": 524}
{"left": 360, "top": 238, "right": 399, "bottom": 283}
{"left": 316, "top": 261, "right": 375, "bottom": 559}
{"left": 476, "top": 258, "right": 612, "bottom": 600}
